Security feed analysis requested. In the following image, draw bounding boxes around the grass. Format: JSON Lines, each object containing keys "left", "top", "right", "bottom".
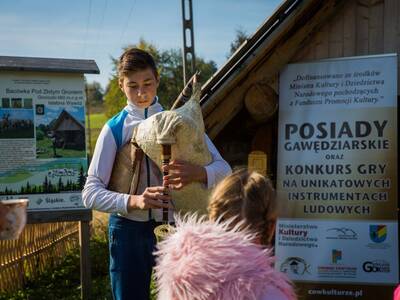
{"left": 88, "top": 113, "right": 108, "bottom": 129}
{"left": 86, "top": 113, "right": 107, "bottom": 156}
{"left": 0, "top": 170, "right": 32, "bottom": 183}
{"left": 36, "top": 136, "right": 86, "bottom": 159}
{"left": 0, "top": 215, "right": 112, "bottom": 300}
{"left": 0, "top": 211, "right": 158, "bottom": 299}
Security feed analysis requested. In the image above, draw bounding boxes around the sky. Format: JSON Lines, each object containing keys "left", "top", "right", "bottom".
{"left": 39, "top": 106, "right": 85, "bottom": 126}
{"left": 0, "top": 0, "right": 282, "bottom": 90}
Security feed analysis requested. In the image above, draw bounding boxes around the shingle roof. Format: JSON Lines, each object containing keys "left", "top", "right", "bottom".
{"left": 0, "top": 56, "right": 99, "bottom": 74}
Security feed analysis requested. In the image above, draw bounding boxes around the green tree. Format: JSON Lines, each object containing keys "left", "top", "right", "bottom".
{"left": 36, "top": 129, "right": 44, "bottom": 141}
{"left": 85, "top": 81, "right": 104, "bottom": 105}
{"left": 58, "top": 177, "right": 64, "bottom": 192}
{"left": 228, "top": 28, "right": 248, "bottom": 57}
{"left": 48, "top": 180, "right": 53, "bottom": 193}
{"left": 157, "top": 48, "right": 217, "bottom": 108}
{"left": 104, "top": 38, "right": 217, "bottom": 117}
{"left": 103, "top": 77, "right": 124, "bottom": 118}
{"left": 43, "top": 176, "right": 49, "bottom": 193}
{"left": 77, "top": 165, "right": 86, "bottom": 190}
{"left": 66, "top": 180, "right": 72, "bottom": 191}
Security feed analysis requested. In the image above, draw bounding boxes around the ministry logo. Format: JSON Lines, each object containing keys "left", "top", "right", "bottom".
{"left": 332, "top": 249, "right": 342, "bottom": 264}
{"left": 362, "top": 260, "right": 390, "bottom": 273}
{"left": 326, "top": 227, "right": 357, "bottom": 240}
{"left": 280, "top": 257, "right": 311, "bottom": 275}
{"left": 369, "top": 225, "right": 387, "bottom": 243}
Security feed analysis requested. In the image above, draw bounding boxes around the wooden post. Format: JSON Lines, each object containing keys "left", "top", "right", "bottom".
{"left": 27, "top": 210, "right": 93, "bottom": 299}
{"left": 85, "top": 86, "right": 92, "bottom": 159}
{"left": 79, "top": 220, "right": 91, "bottom": 300}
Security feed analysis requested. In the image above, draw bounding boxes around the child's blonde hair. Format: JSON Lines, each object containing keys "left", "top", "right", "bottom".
{"left": 208, "top": 169, "right": 277, "bottom": 245}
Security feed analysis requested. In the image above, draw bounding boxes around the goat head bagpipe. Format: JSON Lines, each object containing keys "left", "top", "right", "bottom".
{"left": 129, "top": 75, "right": 211, "bottom": 219}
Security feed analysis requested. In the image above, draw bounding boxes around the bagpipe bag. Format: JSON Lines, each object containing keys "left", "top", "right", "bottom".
{"left": 133, "top": 82, "right": 212, "bottom": 215}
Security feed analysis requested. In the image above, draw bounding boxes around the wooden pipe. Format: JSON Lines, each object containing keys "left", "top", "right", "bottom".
{"left": 161, "top": 144, "right": 172, "bottom": 223}
{"left": 170, "top": 71, "right": 200, "bottom": 110}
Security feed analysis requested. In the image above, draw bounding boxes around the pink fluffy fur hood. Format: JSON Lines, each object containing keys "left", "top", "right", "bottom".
{"left": 154, "top": 215, "right": 296, "bottom": 300}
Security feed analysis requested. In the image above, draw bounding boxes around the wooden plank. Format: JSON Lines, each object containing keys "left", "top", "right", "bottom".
{"left": 27, "top": 209, "right": 92, "bottom": 223}
{"left": 291, "top": 41, "right": 315, "bottom": 61}
{"left": 368, "top": 0, "right": 384, "bottom": 54}
{"left": 343, "top": 0, "right": 357, "bottom": 56}
{"left": 383, "top": 0, "right": 397, "bottom": 52}
{"left": 397, "top": 0, "right": 400, "bottom": 96}
{"left": 79, "top": 221, "right": 91, "bottom": 300}
{"left": 383, "top": 0, "right": 400, "bottom": 94}
{"left": 314, "top": 27, "right": 329, "bottom": 59}
{"left": 356, "top": 0, "right": 370, "bottom": 55}
{"left": 328, "top": 9, "right": 344, "bottom": 57}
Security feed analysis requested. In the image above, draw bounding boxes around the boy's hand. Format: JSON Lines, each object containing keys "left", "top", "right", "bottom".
{"left": 128, "top": 186, "right": 172, "bottom": 212}
{"left": 162, "top": 160, "right": 207, "bottom": 190}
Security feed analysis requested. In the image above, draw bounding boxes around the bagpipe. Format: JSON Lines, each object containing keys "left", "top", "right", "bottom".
{"left": 108, "top": 72, "right": 211, "bottom": 241}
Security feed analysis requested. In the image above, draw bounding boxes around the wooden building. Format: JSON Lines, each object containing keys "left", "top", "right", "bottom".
{"left": 201, "top": 0, "right": 400, "bottom": 176}
{"left": 52, "top": 109, "right": 85, "bottom": 150}
{"left": 200, "top": 1, "right": 398, "bottom": 298}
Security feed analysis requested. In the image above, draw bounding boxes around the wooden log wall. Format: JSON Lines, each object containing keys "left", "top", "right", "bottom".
{"left": 214, "top": 0, "right": 400, "bottom": 173}
{"left": 0, "top": 222, "right": 79, "bottom": 293}
{"left": 212, "top": 0, "right": 345, "bottom": 171}
{"left": 292, "top": 0, "right": 400, "bottom": 92}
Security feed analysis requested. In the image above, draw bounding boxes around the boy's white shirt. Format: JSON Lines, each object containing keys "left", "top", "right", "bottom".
{"left": 82, "top": 97, "right": 232, "bottom": 222}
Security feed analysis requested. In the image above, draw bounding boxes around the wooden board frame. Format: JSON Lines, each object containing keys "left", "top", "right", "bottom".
{"left": 0, "top": 56, "right": 99, "bottom": 299}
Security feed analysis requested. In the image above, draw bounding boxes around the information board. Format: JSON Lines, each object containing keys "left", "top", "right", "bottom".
{"left": 0, "top": 72, "right": 87, "bottom": 211}
{"left": 276, "top": 54, "right": 398, "bottom": 299}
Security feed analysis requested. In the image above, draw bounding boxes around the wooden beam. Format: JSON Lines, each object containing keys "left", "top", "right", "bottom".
{"left": 356, "top": 0, "right": 370, "bottom": 54}
{"left": 369, "top": 0, "right": 384, "bottom": 54}
{"left": 204, "top": 0, "right": 345, "bottom": 139}
{"left": 27, "top": 209, "right": 92, "bottom": 224}
{"left": 383, "top": 0, "right": 400, "bottom": 94}
{"left": 79, "top": 220, "right": 91, "bottom": 300}
{"left": 383, "top": 0, "right": 398, "bottom": 53}
{"left": 343, "top": 0, "right": 357, "bottom": 56}
{"left": 328, "top": 6, "right": 344, "bottom": 57}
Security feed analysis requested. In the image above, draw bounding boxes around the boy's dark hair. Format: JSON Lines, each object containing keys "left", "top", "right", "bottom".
{"left": 118, "top": 48, "right": 158, "bottom": 79}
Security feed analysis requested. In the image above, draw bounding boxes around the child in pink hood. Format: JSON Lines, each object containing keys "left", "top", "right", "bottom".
{"left": 154, "top": 169, "right": 296, "bottom": 300}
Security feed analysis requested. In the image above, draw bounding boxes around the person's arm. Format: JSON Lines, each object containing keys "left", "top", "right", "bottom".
{"left": 203, "top": 134, "right": 232, "bottom": 188}
{"left": 83, "top": 124, "right": 171, "bottom": 213}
